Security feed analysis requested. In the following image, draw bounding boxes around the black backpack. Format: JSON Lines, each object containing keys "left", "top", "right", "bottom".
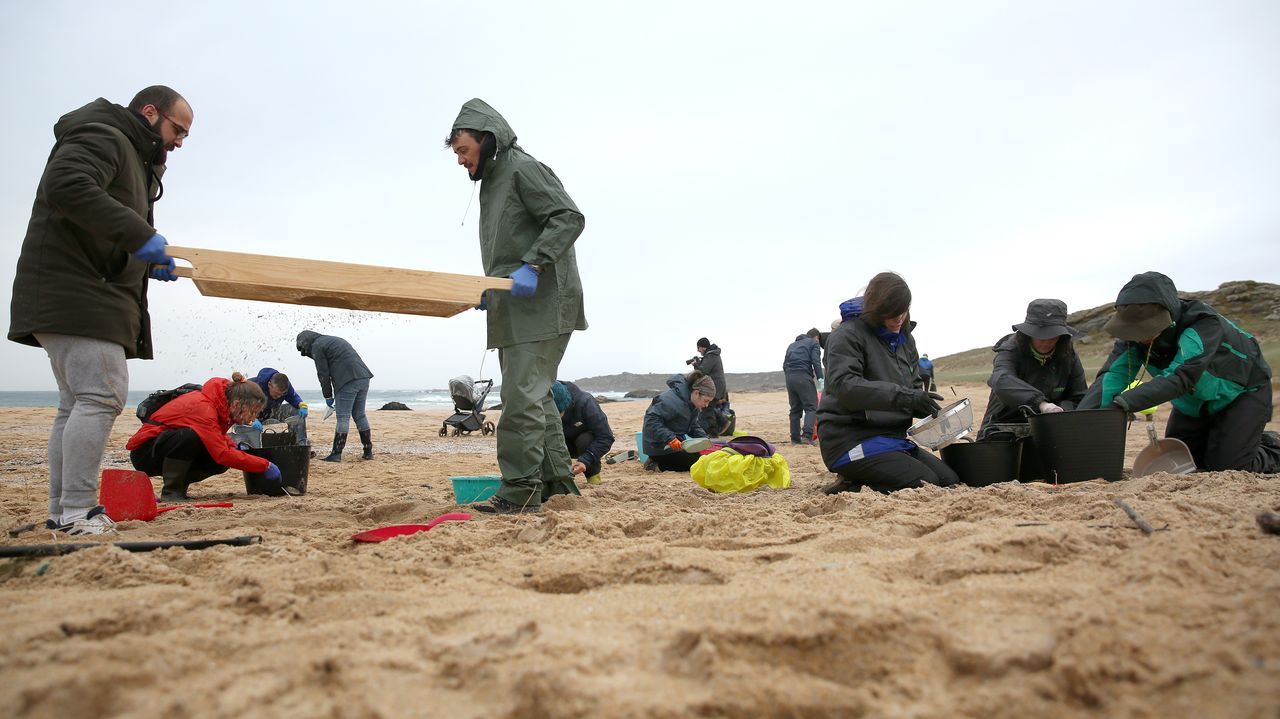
{"left": 136, "top": 383, "right": 203, "bottom": 424}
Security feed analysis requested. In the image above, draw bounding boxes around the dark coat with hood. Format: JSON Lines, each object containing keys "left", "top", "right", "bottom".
{"left": 642, "top": 374, "right": 709, "bottom": 457}
{"left": 782, "top": 336, "right": 824, "bottom": 379}
{"left": 452, "top": 99, "right": 587, "bottom": 349}
{"left": 295, "top": 331, "right": 373, "bottom": 400}
{"left": 1081, "top": 271, "right": 1270, "bottom": 416}
{"left": 978, "top": 332, "right": 1087, "bottom": 437}
{"left": 125, "top": 377, "right": 271, "bottom": 473}
{"left": 696, "top": 345, "right": 728, "bottom": 402}
{"left": 9, "top": 98, "right": 167, "bottom": 359}
{"left": 816, "top": 303, "right": 926, "bottom": 469}
{"left": 559, "top": 381, "right": 615, "bottom": 468}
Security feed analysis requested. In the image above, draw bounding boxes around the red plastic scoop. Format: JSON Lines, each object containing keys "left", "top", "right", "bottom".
{"left": 350, "top": 512, "right": 472, "bottom": 543}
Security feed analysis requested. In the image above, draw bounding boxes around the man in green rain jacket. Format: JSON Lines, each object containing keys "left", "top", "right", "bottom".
{"left": 1080, "top": 271, "right": 1279, "bottom": 473}
{"left": 446, "top": 99, "right": 587, "bottom": 513}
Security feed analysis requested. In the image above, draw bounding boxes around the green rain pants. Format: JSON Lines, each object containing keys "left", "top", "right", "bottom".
{"left": 494, "top": 333, "right": 580, "bottom": 507}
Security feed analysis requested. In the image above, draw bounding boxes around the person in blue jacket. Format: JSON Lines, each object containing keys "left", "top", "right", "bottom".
{"left": 782, "top": 329, "right": 823, "bottom": 445}
{"left": 251, "top": 368, "right": 309, "bottom": 445}
{"left": 553, "top": 380, "right": 615, "bottom": 484}
{"left": 917, "top": 354, "right": 935, "bottom": 392}
{"left": 642, "top": 372, "right": 715, "bottom": 472}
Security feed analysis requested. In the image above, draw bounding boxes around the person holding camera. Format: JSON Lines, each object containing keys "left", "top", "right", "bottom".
{"left": 689, "top": 337, "right": 732, "bottom": 436}
{"left": 817, "top": 272, "right": 958, "bottom": 494}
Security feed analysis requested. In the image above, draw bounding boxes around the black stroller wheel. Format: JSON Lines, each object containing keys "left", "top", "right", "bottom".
{"left": 482, "top": 421, "right": 495, "bottom": 436}
{"left": 438, "top": 426, "right": 448, "bottom": 437}
{"left": 451, "top": 427, "right": 461, "bottom": 437}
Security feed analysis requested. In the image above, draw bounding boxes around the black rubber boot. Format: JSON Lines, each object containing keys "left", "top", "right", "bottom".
{"left": 359, "top": 429, "right": 373, "bottom": 460}
{"left": 321, "top": 432, "right": 347, "bottom": 463}
{"left": 159, "top": 457, "right": 192, "bottom": 502}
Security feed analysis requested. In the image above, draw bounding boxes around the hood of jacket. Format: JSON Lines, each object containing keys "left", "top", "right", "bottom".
{"left": 702, "top": 345, "right": 721, "bottom": 357}
{"left": 1115, "top": 271, "right": 1182, "bottom": 323}
{"left": 296, "top": 330, "right": 320, "bottom": 357}
{"left": 452, "top": 98, "right": 518, "bottom": 154}
{"left": 56, "top": 98, "right": 164, "bottom": 165}
{"left": 839, "top": 297, "right": 864, "bottom": 322}
{"left": 665, "top": 373, "right": 694, "bottom": 404}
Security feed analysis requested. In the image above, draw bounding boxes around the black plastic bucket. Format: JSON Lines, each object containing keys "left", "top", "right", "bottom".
{"left": 1017, "top": 436, "right": 1047, "bottom": 481}
{"left": 942, "top": 441, "right": 1021, "bottom": 487}
{"left": 1028, "top": 408, "right": 1126, "bottom": 483}
{"left": 244, "top": 444, "right": 310, "bottom": 495}
{"left": 260, "top": 428, "right": 297, "bottom": 448}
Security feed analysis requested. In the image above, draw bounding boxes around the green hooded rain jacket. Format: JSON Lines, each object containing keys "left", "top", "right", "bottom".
{"left": 452, "top": 99, "right": 587, "bottom": 349}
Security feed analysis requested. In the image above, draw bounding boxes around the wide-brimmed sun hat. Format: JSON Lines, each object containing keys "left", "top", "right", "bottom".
{"left": 1104, "top": 303, "right": 1173, "bottom": 342}
{"left": 1013, "top": 299, "right": 1078, "bottom": 340}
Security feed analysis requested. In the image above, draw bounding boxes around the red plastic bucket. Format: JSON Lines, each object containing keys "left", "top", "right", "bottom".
{"left": 99, "top": 469, "right": 158, "bottom": 521}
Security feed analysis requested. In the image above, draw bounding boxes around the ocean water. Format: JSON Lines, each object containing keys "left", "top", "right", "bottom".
{"left": 0, "top": 388, "right": 632, "bottom": 410}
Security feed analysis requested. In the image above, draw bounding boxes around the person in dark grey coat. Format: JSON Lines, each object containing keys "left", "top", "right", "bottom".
{"left": 296, "top": 330, "right": 374, "bottom": 462}
{"left": 643, "top": 372, "right": 715, "bottom": 472}
{"left": 817, "top": 273, "right": 958, "bottom": 494}
{"left": 977, "top": 299, "right": 1088, "bottom": 440}
{"left": 553, "top": 380, "right": 615, "bottom": 483}
{"left": 783, "top": 329, "right": 824, "bottom": 444}
{"left": 8, "top": 86, "right": 192, "bottom": 535}
{"left": 692, "top": 338, "right": 732, "bottom": 436}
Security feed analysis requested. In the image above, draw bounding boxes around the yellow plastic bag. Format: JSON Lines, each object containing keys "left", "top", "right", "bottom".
{"left": 690, "top": 449, "right": 791, "bottom": 493}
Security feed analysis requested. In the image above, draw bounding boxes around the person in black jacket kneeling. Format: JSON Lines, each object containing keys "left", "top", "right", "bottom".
{"left": 553, "top": 380, "right": 615, "bottom": 485}
{"left": 817, "top": 272, "right": 958, "bottom": 494}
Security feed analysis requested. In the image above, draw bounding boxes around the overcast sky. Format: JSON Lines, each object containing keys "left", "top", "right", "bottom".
{"left": 2, "top": 1, "right": 1277, "bottom": 392}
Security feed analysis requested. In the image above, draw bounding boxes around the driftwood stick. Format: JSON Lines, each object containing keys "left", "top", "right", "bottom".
{"left": 1113, "top": 499, "right": 1156, "bottom": 536}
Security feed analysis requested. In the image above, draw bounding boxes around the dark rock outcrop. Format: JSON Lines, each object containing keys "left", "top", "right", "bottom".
{"left": 379, "top": 402, "right": 412, "bottom": 411}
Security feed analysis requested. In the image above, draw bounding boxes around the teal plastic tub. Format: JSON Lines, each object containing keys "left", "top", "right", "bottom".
{"left": 450, "top": 475, "right": 501, "bottom": 504}
{"left": 635, "top": 431, "right": 649, "bottom": 464}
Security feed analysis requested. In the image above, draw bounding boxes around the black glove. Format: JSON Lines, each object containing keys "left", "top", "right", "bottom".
{"left": 901, "top": 389, "right": 944, "bottom": 419}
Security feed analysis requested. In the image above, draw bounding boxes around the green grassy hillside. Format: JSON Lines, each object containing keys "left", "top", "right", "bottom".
{"left": 933, "top": 280, "right": 1280, "bottom": 387}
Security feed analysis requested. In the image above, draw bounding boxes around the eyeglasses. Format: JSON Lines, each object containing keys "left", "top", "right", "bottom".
{"left": 157, "top": 110, "right": 189, "bottom": 140}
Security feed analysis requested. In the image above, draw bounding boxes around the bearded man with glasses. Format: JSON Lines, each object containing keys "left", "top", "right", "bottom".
{"left": 8, "top": 85, "right": 194, "bottom": 535}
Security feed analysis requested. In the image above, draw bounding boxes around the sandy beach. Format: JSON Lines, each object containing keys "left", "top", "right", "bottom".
{"left": 1, "top": 382, "right": 1277, "bottom": 718}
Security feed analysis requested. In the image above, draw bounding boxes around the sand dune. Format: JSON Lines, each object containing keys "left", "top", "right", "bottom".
{"left": 0, "top": 383, "right": 1277, "bottom": 718}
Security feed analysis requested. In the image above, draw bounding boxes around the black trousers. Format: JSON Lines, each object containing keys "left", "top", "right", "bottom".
{"left": 785, "top": 372, "right": 818, "bottom": 441}
{"left": 566, "top": 431, "right": 602, "bottom": 477}
{"left": 651, "top": 451, "right": 700, "bottom": 472}
{"left": 830, "top": 447, "right": 959, "bottom": 494}
{"left": 1166, "top": 388, "right": 1278, "bottom": 473}
{"left": 130, "top": 427, "right": 228, "bottom": 483}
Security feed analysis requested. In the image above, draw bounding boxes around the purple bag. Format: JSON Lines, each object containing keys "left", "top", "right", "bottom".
{"left": 724, "top": 435, "right": 776, "bottom": 458}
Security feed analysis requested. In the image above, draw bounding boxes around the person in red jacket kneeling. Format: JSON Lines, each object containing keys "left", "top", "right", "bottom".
{"left": 126, "top": 376, "right": 278, "bottom": 501}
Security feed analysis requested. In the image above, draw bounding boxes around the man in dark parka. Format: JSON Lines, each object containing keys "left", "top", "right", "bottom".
{"left": 8, "top": 86, "right": 191, "bottom": 534}
{"left": 447, "top": 99, "right": 587, "bottom": 513}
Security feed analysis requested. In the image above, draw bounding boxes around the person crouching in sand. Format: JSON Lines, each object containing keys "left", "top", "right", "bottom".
{"left": 817, "top": 272, "right": 959, "bottom": 494}
{"left": 642, "top": 372, "right": 716, "bottom": 472}
{"left": 126, "top": 376, "right": 280, "bottom": 500}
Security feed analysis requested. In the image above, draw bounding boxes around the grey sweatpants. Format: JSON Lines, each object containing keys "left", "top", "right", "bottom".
{"left": 35, "top": 333, "right": 128, "bottom": 517}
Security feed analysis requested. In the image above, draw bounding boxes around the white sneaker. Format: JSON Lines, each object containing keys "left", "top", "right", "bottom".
{"left": 61, "top": 506, "right": 117, "bottom": 536}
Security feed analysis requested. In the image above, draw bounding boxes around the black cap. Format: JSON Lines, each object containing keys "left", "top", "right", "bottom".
{"left": 1012, "top": 299, "right": 1078, "bottom": 340}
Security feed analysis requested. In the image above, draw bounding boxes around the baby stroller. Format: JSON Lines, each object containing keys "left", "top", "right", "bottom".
{"left": 439, "top": 375, "right": 496, "bottom": 437}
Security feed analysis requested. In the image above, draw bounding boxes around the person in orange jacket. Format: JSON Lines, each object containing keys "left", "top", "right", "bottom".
{"left": 126, "top": 376, "right": 278, "bottom": 500}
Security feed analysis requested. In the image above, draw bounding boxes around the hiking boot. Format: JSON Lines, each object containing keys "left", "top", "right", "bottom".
{"left": 472, "top": 495, "right": 539, "bottom": 515}
{"left": 1261, "top": 431, "right": 1280, "bottom": 450}
{"left": 321, "top": 432, "right": 348, "bottom": 462}
{"left": 160, "top": 457, "right": 193, "bottom": 502}
{"left": 60, "top": 506, "right": 117, "bottom": 536}
{"left": 359, "top": 429, "right": 373, "bottom": 460}
{"left": 821, "top": 479, "right": 861, "bottom": 495}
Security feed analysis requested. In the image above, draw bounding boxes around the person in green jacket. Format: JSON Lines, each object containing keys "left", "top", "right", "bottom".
{"left": 9, "top": 86, "right": 192, "bottom": 535}
{"left": 1081, "top": 271, "right": 1279, "bottom": 473}
{"left": 446, "top": 99, "right": 587, "bottom": 514}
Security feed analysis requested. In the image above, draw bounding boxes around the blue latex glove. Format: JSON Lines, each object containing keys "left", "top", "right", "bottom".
{"left": 297, "top": 404, "right": 308, "bottom": 418}
{"left": 476, "top": 290, "right": 488, "bottom": 311}
{"left": 509, "top": 263, "right": 539, "bottom": 298}
{"left": 262, "top": 462, "right": 282, "bottom": 483}
{"left": 250, "top": 419, "right": 263, "bottom": 431}
{"left": 325, "top": 398, "right": 335, "bottom": 409}
{"left": 149, "top": 259, "right": 178, "bottom": 281}
{"left": 133, "top": 232, "right": 171, "bottom": 264}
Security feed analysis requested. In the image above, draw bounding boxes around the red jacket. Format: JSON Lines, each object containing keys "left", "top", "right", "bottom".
{"left": 126, "top": 377, "right": 271, "bottom": 473}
